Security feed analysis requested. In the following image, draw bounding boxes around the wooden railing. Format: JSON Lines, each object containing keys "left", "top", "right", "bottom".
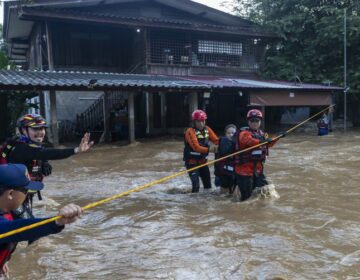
{"left": 76, "top": 91, "right": 126, "bottom": 135}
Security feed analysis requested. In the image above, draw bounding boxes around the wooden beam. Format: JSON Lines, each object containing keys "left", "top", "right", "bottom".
{"left": 49, "top": 90, "right": 59, "bottom": 146}
{"left": 45, "top": 22, "right": 54, "bottom": 71}
{"left": 39, "top": 92, "right": 45, "bottom": 117}
{"left": 145, "top": 92, "right": 154, "bottom": 135}
{"left": 102, "top": 91, "right": 111, "bottom": 142}
{"left": 160, "top": 92, "right": 166, "bottom": 132}
{"left": 188, "top": 92, "right": 198, "bottom": 121}
{"left": 128, "top": 92, "right": 136, "bottom": 144}
{"left": 45, "top": 22, "right": 60, "bottom": 146}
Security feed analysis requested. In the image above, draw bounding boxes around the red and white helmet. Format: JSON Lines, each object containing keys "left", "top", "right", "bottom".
{"left": 247, "top": 109, "right": 263, "bottom": 120}
{"left": 192, "top": 110, "right": 207, "bottom": 121}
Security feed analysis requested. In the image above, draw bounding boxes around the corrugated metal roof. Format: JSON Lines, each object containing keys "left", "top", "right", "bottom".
{"left": 181, "top": 76, "right": 343, "bottom": 90}
{"left": 0, "top": 70, "right": 210, "bottom": 90}
{"left": 20, "top": 7, "right": 275, "bottom": 37}
{"left": 0, "top": 70, "right": 342, "bottom": 91}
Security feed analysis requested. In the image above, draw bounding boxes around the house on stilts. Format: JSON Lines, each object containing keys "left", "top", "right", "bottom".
{"left": 2, "top": 0, "right": 341, "bottom": 144}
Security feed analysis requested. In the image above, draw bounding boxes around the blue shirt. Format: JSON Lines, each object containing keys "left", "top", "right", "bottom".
{"left": 0, "top": 214, "right": 64, "bottom": 244}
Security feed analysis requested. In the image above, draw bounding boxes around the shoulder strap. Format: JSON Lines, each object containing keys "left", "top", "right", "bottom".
{"left": 0, "top": 137, "right": 20, "bottom": 164}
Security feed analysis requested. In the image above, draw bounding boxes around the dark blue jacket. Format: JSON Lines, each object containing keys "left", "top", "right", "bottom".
{"left": 0, "top": 215, "right": 64, "bottom": 244}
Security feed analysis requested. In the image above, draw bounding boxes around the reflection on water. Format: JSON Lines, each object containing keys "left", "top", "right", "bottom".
{"left": 10, "top": 130, "right": 360, "bottom": 279}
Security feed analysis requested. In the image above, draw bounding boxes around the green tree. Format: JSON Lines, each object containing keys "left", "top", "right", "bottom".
{"left": 233, "top": 0, "right": 360, "bottom": 126}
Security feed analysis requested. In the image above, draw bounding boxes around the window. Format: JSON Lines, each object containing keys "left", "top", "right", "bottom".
{"left": 198, "top": 40, "right": 243, "bottom": 56}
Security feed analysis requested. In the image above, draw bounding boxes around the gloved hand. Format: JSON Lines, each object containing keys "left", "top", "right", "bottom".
{"left": 266, "top": 138, "right": 273, "bottom": 143}
{"left": 41, "top": 161, "right": 53, "bottom": 176}
{"left": 209, "top": 145, "right": 218, "bottom": 153}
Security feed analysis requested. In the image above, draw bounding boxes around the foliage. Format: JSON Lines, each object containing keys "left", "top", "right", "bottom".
{"left": 233, "top": 0, "right": 360, "bottom": 125}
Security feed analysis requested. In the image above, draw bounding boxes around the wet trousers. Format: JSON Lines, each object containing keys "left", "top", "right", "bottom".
{"left": 236, "top": 173, "right": 268, "bottom": 201}
{"left": 185, "top": 162, "right": 211, "bottom": 193}
{"left": 219, "top": 175, "right": 236, "bottom": 194}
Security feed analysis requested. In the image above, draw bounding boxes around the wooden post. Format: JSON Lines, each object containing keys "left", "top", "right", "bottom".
{"left": 102, "top": 91, "right": 111, "bottom": 142}
{"left": 46, "top": 23, "right": 54, "bottom": 70}
{"left": 45, "top": 22, "right": 59, "bottom": 146}
{"left": 188, "top": 92, "right": 198, "bottom": 120}
{"left": 39, "top": 92, "right": 45, "bottom": 117}
{"left": 49, "top": 90, "right": 59, "bottom": 146}
{"left": 145, "top": 92, "right": 154, "bottom": 135}
{"left": 128, "top": 92, "right": 136, "bottom": 144}
{"left": 160, "top": 92, "right": 166, "bottom": 132}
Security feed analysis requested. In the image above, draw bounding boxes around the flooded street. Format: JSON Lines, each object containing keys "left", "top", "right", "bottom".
{"left": 9, "top": 130, "right": 360, "bottom": 279}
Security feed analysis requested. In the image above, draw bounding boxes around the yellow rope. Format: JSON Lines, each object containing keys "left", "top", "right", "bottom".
{"left": 0, "top": 105, "right": 334, "bottom": 240}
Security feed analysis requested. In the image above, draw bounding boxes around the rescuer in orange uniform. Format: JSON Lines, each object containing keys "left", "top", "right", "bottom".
{"left": 234, "top": 109, "right": 285, "bottom": 201}
{"left": 183, "top": 110, "right": 219, "bottom": 193}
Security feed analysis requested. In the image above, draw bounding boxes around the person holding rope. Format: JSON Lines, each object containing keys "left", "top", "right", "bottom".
{"left": 183, "top": 110, "right": 219, "bottom": 193}
{"left": 0, "top": 114, "right": 93, "bottom": 217}
{"left": 214, "top": 124, "right": 237, "bottom": 195}
{"left": 0, "top": 164, "right": 82, "bottom": 277}
{"left": 233, "top": 109, "right": 285, "bottom": 201}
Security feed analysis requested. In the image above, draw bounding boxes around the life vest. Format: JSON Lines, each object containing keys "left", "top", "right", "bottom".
{"left": 234, "top": 127, "right": 268, "bottom": 165}
{"left": 0, "top": 137, "right": 43, "bottom": 211}
{"left": 183, "top": 127, "right": 209, "bottom": 162}
{"left": 0, "top": 212, "right": 17, "bottom": 270}
{"left": 0, "top": 137, "right": 44, "bottom": 182}
{"left": 215, "top": 137, "right": 235, "bottom": 176}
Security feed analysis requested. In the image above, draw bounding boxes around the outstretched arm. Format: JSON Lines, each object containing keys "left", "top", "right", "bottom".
{"left": 0, "top": 204, "right": 83, "bottom": 244}
{"left": 0, "top": 218, "right": 64, "bottom": 244}
{"left": 9, "top": 133, "right": 94, "bottom": 162}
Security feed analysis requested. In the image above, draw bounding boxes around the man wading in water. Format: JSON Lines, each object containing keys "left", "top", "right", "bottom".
{"left": 233, "top": 109, "right": 284, "bottom": 201}
{"left": 0, "top": 114, "right": 93, "bottom": 217}
{"left": 183, "top": 110, "right": 219, "bottom": 193}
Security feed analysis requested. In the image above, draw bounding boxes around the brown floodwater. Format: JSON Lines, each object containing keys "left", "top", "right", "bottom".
{"left": 8, "top": 129, "right": 360, "bottom": 279}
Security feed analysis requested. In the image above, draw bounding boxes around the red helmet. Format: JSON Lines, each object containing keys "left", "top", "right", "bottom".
{"left": 247, "top": 109, "right": 263, "bottom": 120}
{"left": 17, "top": 114, "right": 48, "bottom": 129}
{"left": 192, "top": 110, "right": 207, "bottom": 121}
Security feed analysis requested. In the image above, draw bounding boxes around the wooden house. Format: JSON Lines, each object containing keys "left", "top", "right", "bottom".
{"left": 2, "top": 0, "right": 340, "bottom": 144}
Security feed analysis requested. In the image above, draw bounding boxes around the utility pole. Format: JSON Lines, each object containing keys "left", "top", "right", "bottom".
{"left": 344, "top": 8, "right": 347, "bottom": 132}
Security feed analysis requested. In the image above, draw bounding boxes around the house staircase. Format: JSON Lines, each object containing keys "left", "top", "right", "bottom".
{"left": 76, "top": 91, "right": 126, "bottom": 142}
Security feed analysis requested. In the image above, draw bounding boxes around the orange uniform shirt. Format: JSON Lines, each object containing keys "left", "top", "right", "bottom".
{"left": 184, "top": 126, "right": 219, "bottom": 164}
{"left": 235, "top": 130, "right": 278, "bottom": 176}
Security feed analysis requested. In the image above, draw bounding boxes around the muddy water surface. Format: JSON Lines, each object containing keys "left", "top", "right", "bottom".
{"left": 9, "top": 130, "right": 360, "bottom": 279}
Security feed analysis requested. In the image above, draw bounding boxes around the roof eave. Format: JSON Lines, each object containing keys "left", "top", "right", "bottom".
{"left": 19, "top": 9, "right": 278, "bottom": 38}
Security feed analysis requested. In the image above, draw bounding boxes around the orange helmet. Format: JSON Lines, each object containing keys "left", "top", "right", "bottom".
{"left": 17, "top": 114, "right": 47, "bottom": 129}
{"left": 247, "top": 109, "right": 263, "bottom": 120}
{"left": 192, "top": 110, "right": 207, "bottom": 121}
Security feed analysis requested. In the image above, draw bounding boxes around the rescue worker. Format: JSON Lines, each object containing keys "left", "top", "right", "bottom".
{"left": 214, "top": 124, "right": 237, "bottom": 195}
{"left": 0, "top": 113, "right": 93, "bottom": 216}
{"left": 234, "top": 109, "right": 285, "bottom": 201}
{"left": 0, "top": 164, "right": 83, "bottom": 277}
{"left": 317, "top": 113, "right": 329, "bottom": 136}
{"left": 183, "top": 110, "right": 219, "bottom": 193}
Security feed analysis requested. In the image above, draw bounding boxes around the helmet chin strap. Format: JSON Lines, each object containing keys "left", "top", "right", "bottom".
{"left": 20, "top": 127, "right": 41, "bottom": 145}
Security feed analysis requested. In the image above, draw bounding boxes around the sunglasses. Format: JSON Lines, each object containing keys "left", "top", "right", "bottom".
{"left": 15, "top": 187, "right": 29, "bottom": 195}
{"left": 249, "top": 118, "right": 261, "bottom": 123}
